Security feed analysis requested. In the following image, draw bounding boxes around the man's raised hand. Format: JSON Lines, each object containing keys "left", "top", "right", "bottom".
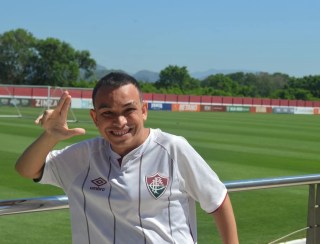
{"left": 35, "top": 91, "right": 86, "bottom": 141}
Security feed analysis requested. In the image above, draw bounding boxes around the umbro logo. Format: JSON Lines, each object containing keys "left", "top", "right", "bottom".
{"left": 92, "top": 177, "right": 107, "bottom": 186}
{"left": 90, "top": 177, "right": 107, "bottom": 191}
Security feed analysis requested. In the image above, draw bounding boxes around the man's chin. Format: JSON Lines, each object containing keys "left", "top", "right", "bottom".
{"left": 109, "top": 135, "right": 133, "bottom": 145}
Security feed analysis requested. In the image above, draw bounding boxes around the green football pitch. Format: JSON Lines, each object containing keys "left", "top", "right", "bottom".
{"left": 0, "top": 108, "right": 319, "bottom": 243}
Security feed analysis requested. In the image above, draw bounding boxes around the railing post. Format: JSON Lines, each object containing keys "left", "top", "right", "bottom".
{"left": 306, "top": 184, "right": 320, "bottom": 244}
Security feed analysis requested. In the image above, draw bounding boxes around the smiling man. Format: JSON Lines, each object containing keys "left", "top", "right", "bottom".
{"left": 15, "top": 72, "right": 238, "bottom": 244}
{"left": 90, "top": 77, "right": 149, "bottom": 157}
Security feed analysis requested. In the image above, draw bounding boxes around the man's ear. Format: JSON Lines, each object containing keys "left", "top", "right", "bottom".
{"left": 142, "top": 102, "right": 148, "bottom": 121}
{"left": 90, "top": 109, "right": 98, "bottom": 126}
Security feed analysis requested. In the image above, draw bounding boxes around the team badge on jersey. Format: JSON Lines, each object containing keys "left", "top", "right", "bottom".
{"left": 146, "top": 173, "right": 169, "bottom": 199}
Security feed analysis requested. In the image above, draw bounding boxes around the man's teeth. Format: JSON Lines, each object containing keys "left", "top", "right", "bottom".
{"left": 113, "top": 130, "right": 128, "bottom": 136}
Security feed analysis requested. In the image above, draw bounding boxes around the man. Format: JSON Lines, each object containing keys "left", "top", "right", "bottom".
{"left": 16, "top": 72, "right": 238, "bottom": 243}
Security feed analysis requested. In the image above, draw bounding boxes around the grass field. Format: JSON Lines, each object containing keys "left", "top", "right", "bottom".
{"left": 1, "top": 107, "right": 320, "bottom": 243}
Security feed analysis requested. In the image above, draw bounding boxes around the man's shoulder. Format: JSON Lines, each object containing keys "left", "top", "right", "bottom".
{"left": 151, "top": 128, "right": 188, "bottom": 148}
{"left": 67, "top": 136, "right": 107, "bottom": 152}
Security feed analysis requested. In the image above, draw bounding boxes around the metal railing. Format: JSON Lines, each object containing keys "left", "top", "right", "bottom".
{"left": 1, "top": 174, "right": 320, "bottom": 243}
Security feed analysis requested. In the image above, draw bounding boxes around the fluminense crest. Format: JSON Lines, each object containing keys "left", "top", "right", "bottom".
{"left": 145, "top": 173, "right": 169, "bottom": 199}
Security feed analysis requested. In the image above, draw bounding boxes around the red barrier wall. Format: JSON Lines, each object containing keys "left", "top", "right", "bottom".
{"left": 178, "top": 95, "right": 189, "bottom": 103}
{"left": 262, "top": 98, "right": 271, "bottom": 106}
{"left": 189, "top": 95, "right": 201, "bottom": 103}
{"left": 0, "top": 86, "right": 14, "bottom": 95}
{"left": 243, "top": 97, "right": 252, "bottom": 105}
{"left": 252, "top": 98, "right": 262, "bottom": 105}
{"left": 153, "top": 93, "right": 165, "bottom": 101}
{"left": 233, "top": 97, "right": 243, "bottom": 105}
{"left": 13, "top": 87, "right": 32, "bottom": 96}
{"left": 201, "top": 96, "right": 212, "bottom": 103}
{"left": 32, "top": 87, "right": 48, "bottom": 97}
{"left": 212, "top": 96, "right": 223, "bottom": 104}
{"left": 165, "top": 94, "right": 177, "bottom": 102}
{"left": 1, "top": 85, "right": 319, "bottom": 108}
{"left": 280, "top": 99, "right": 289, "bottom": 106}
{"left": 289, "top": 100, "right": 297, "bottom": 107}
{"left": 82, "top": 90, "right": 92, "bottom": 99}
{"left": 222, "top": 96, "right": 232, "bottom": 104}
{"left": 313, "top": 101, "right": 320, "bottom": 107}
{"left": 271, "top": 99, "right": 280, "bottom": 106}
{"left": 296, "top": 100, "right": 305, "bottom": 107}
{"left": 305, "top": 101, "right": 313, "bottom": 107}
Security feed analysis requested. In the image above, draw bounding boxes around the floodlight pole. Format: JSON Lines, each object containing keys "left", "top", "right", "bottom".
{"left": 306, "top": 183, "right": 320, "bottom": 244}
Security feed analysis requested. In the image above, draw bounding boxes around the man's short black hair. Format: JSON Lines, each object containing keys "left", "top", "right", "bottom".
{"left": 92, "top": 72, "right": 142, "bottom": 106}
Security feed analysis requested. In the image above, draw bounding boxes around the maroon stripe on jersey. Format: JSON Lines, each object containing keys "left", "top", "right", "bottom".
{"left": 107, "top": 156, "right": 116, "bottom": 244}
{"left": 138, "top": 154, "right": 147, "bottom": 244}
{"left": 187, "top": 197, "right": 196, "bottom": 242}
{"left": 167, "top": 158, "right": 174, "bottom": 240}
{"left": 81, "top": 165, "right": 91, "bottom": 244}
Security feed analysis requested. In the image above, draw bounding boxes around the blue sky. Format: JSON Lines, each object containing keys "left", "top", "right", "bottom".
{"left": 1, "top": 0, "right": 319, "bottom": 77}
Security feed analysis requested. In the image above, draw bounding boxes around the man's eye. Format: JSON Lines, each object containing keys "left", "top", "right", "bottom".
{"left": 101, "top": 111, "right": 113, "bottom": 116}
{"left": 125, "top": 108, "right": 136, "bottom": 114}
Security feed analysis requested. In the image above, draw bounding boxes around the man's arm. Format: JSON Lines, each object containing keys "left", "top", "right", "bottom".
{"left": 15, "top": 91, "right": 85, "bottom": 179}
{"left": 211, "top": 194, "right": 239, "bottom": 244}
{"left": 15, "top": 131, "right": 59, "bottom": 179}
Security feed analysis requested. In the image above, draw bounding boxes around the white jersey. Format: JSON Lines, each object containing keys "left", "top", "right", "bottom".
{"left": 39, "top": 128, "right": 227, "bottom": 244}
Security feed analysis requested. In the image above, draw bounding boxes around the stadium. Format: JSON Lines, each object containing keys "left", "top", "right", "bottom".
{"left": 1, "top": 84, "right": 319, "bottom": 243}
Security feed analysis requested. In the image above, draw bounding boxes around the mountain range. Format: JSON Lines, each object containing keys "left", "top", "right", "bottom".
{"left": 94, "top": 65, "right": 255, "bottom": 83}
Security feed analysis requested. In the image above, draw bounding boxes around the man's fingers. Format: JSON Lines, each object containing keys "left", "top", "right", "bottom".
{"left": 68, "top": 128, "right": 86, "bottom": 137}
{"left": 58, "top": 128, "right": 86, "bottom": 139}
{"left": 51, "top": 91, "right": 71, "bottom": 121}
{"left": 34, "top": 114, "right": 43, "bottom": 125}
{"left": 35, "top": 110, "right": 54, "bottom": 125}
{"left": 55, "top": 91, "right": 70, "bottom": 112}
{"left": 60, "top": 94, "right": 72, "bottom": 120}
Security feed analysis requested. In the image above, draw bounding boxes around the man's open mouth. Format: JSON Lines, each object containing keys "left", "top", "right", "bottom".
{"left": 111, "top": 128, "right": 131, "bottom": 136}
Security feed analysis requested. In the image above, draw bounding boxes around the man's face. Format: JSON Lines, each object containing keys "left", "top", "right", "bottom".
{"left": 90, "top": 84, "right": 148, "bottom": 156}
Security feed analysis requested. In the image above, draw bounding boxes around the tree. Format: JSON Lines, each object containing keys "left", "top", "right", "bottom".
{"left": 139, "top": 81, "right": 158, "bottom": 93}
{"left": 0, "top": 29, "right": 37, "bottom": 84}
{"left": 155, "top": 65, "right": 198, "bottom": 92}
{"left": 31, "top": 37, "right": 96, "bottom": 86}
{"left": 253, "top": 72, "right": 289, "bottom": 97}
{"left": 0, "top": 29, "right": 96, "bottom": 86}
{"left": 201, "top": 74, "right": 238, "bottom": 96}
{"left": 298, "top": 76, "right": 320, "bottom": 98}
{"left": 76, "top": 50, "right": 97, "bottom": 79}
{"left": 292, "top": 88, "right": 314, "bottom": 100}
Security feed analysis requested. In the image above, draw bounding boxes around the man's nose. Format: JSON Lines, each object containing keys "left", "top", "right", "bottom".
{"left": 113, "top": 115, "right": 127, "bottom": 126}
